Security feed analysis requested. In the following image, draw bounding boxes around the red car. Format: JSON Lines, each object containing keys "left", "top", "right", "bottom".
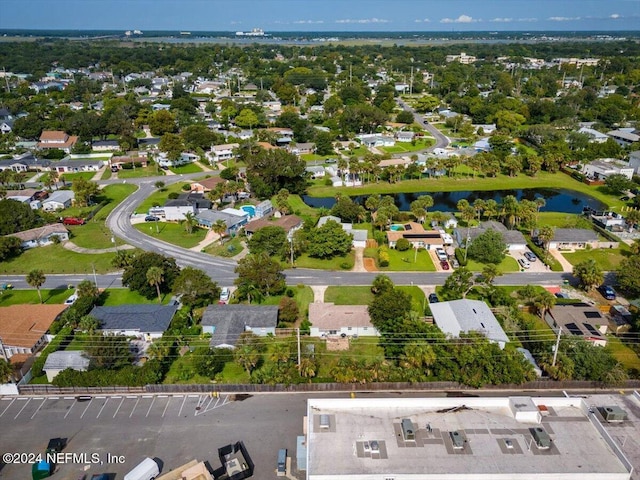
{"left": 440, "top": 260, "right": 450, "bottom": 270}
{"left": 62, "top": 217, "right": 85, "bottom": 225}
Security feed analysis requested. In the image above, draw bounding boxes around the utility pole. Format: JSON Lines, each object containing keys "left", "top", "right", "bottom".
{"left": 296, "top": 328, "right": 301, "bottom": 370}
{"left": 92, "top": 263, "right": 98, "bottom": 287}
{"left": 552, "top": 325, "right": 562, "bottom": 367}
{"left": 0, "top": 336, "right": 8, "bottom": 362}
{"left": 409, "top": 65, "right": 414, "bottom": 96}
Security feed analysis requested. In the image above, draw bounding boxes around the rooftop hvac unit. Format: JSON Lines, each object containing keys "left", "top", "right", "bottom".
{"left": 450, "top": 431, "right": 465, "bottom": 449}
{"left": 401, "top": 419, "right": 415, "bottom": 441}
{"left": 598, "top": 406, "right": 627, "bottom": 422}
{"left": 530, "top": 427, "right": 551, "bottom": 449}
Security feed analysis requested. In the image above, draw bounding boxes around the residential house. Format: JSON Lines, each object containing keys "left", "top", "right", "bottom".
{"left": 201, "top": 305, "right": 278, "bottom": 348}
{"left": 0, "top": 304, "right": 68, "bottom": 358}
{"left": 177, "top": 192, "right": 212, "bottom": 210}
{"left": 110, "top": 155, "right": 149, "bottom": 169}
{"left": 544, "top": 303, "right": 608, "bottom": 347}
{"left": 607, "top": 129, "right": 639, "bottom": 147}
{"left": 291, "top": 142, "right": 316, "bottom": 155}
{"left": 244, "top": 214, "right": 303, "bottom": 240}
{"left": 430, "top": 299, "right": 510, "bottom": 349}
{"left": 0, "top": 108, "right": 14, "bottom": 134}
{"left": 627, "top": 151, "right": 640, "bottom": 175}
{"left": 5, "top": 188, "right": 38, "bottom": 204}
{"left": 578, "top": 126, "right": 609, "bottom": 144}
{"left": 52, "top": 157, "right": 105, "bottom": 173}
{"left": 308, "top": 303, "right": 378, "bottom": 338}
{"left": 546, "top": 228, "right": 598, "bottom": 250}
{"left": 356, "top": 134, "right": 395, "bottom": 148}
{"left": 195, "top": 209, "right": 248, "bottom": 234}
{"left": 583, "top": 158, "right": 634, "bottom": 181}
{"left": 378, "top": 157, "right": 411, "bottom": 168}
{"left": 91, "top": 140, "right": 120, "bottom": 151}
{"left": 317, "top": 215, "right": 367, "bottom": 248}
{"left": 445, "top": 52, "right": 477, "bottom": 64}
{"left": 455, "top": 221, "right": 527, "bottom": 251}
{"left": 590, "top": 212, "right": 626, "bottom": 232}
{"left": 37, "top": 130, "right": 79, "bottom": 153}
{"left": 43, "top": 350, "right": 90, "bottom": 382}
{"left": 42, "top": 190, "right": 74, "bottom": 211}
{"left": 9, "top": 224, "right": 69, "bottom": 249}
{"left": 90, "top": 304, "right": 179, "bottom": 340}
{"left": 0, "top": 153, "right": 50, "bottom": 173}
{"left": 208, "top": 143, "right": 239, "bottom": 164}
{"left": 255, "top": 200, "right": 273, "bottom": 218}
{"left": 474, "top": 124, "right": 497, "bottom": 135}
{"left": 386, "top": 222, "right": 445, "bottom": 250}
{"left": 609, "top": 305, "right": 632, "bottom": 334}
{"left": 190, "top": 176, "right": 226, "bottom": 193}
{"left": 305, "top": 166, "right": 326, "bottom": 179}
{"left": 396, "top": 131, "right": 415, "bottom": 143}
{"left": 163, "top": 199, "right": 197, "bottom": 221}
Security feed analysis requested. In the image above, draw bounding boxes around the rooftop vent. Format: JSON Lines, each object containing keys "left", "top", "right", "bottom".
{"left": 450, "top": 431, "right": 465, "bottom": 449}
{"left": 401, "top": 419, "right": 415, "bottom": 441}
{"left": 530, "top": 427, "right": 551, "bottom": 449}
{"left": 319, "top": 414, "right": 330, "bottom": 429}
{"left": 597, "top": 406, "right": 627, "bottom": 423}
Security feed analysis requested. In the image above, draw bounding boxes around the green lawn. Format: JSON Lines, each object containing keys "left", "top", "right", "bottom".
{"left": 293, "top": 251, "right": 355, "bottom": 270}
{"left": 537, "top": 212, "right": 593, "bottom": 229}
{"left": 378, "top": 248, "right": 436, "bottom": 272}
{"left": 251, "top": 285, "right": 314, "bottom": 325}
{"left": 466, "top": 256, "right": 520, "bottom": 272}
{"left": 286, "top": 194, "right": 320, "bottom": 221}
{"left": 316, "top": 336, "right": 384, "bottom": 379}
{"left": 169, "top": 163, "right": 204, "bottom": 174}
{"left": 606, "top": 336, "right": 640, "bottom": 372}
{"left": 0, "top": 287, "right": 74, "bottom": 305}
{"left": 134, "top": 222, "right": 207, "bottom": 249}
{"left": 136, "top": 182, "right": 191, "bottom": 214}
{"left": 100, "top": 168, "right": 112, "bottom": 180}
{"left": 301, "top": 153, "right": 337, "bottom": 162}
{"left": 396, "top": 285, "right": 427, "bottom": 313}
{"left": 98, "top": 288, "right": 163, "bottom": 306}
{"left": 325, "top": 286, "right": 373, "bottom": 305}
{"left": 204, "top": 237, "right": 244, "bottom": 257}
{"left": 117, "top": 166, "right": 164, "bottom": 178}
{"left": 562, "top": 247, "right": 630, "bottom": 271}
{"left": 380, "top": 139, "right": 434, "bottom": 154}
{"left": 338, "top": 146, "right": 368, "bottom": 157}
{"left": 0, "top": 244, "right": 116, "bottom": 274}
{"left": 60, "top": 172, "right": 95, "bottom": 181}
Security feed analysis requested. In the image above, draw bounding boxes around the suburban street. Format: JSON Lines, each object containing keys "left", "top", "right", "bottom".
{"left": 396, "top": 98, "right": 450, "bottom": 151}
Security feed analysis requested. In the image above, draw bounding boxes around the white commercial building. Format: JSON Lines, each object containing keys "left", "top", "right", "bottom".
{"left": 304, "top": 396, "right": 634, "bottom": 480}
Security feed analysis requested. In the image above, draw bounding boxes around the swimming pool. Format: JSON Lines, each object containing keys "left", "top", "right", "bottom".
{"left": 241, "top": 205, "right": 256, "bottom": 217}
{"left": 390, "top": 224, "right": 405, "bottom": 231}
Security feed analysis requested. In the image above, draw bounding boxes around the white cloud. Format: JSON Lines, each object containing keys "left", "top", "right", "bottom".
{"left": 517, "top": 18, "right": 538, "bottom": 22}
{"left": 610, "top": 13, "right": 621, "bottom": 19}
{"left": 490, "top": 17, "right": 513, "bottom": 23}
{"left": 335, "top": 18, "right": 390, "bottom": 24}
{"left": 440, "top": 15, "right": 477, "bottom": 24}
{"left": 293, "top": 20, "right": 325, "bottom": 24}
{"left": 414, "top": 18, "right": 431, "bottom": 23}
{"left": 548, "top": 16, "right": 581, "bottom": 21}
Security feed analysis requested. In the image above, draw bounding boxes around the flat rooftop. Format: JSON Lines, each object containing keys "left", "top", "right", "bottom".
{"left": 306, "top": 397, "right": 633, "bottom": 479}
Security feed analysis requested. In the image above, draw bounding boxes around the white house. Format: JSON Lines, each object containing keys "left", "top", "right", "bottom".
{"left": 163, "top": 200, "right": 197, "bottom": 221}
{"left": 578, "top": 126, "right": 609, "bottom": 144}
{"left": 309, "top": 303, "right": 378, "bottom": 338}
{"left": 607, "top": 129, "right": 639, "bottom": 147}
{"left": 583, "top": 158, "right": 634, "bottom": 181}
{"left": 43, "top": 350, "right": 90, "bottom": 382}
{"left": 9, "top": 224, "right": 70, "bottom": 249}
{"left": 627, "top": 151, "right": 640, "bottom": 175}
{"left": 208, "top": 143, "right": 239, "bottom": 164}
{"left": 396, "top": 131, "right": 415, "bottom": 143}
{"left": 317, "top": 215, "right": 367, "bottom": 248}
{"left": 42, "top": 190, "right": 74, "bottom": 211}
{"left": 356, "top": 134, "right": 395, "bottom": 148}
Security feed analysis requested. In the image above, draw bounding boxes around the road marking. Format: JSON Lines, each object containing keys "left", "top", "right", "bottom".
{"left": 96, "top": 398, "right": 109, "bottom": 418}
{"left": 64, "top": 400, "right": 76, "bottom": 419}
{"left": 145, "top": 397, "right": 155, "bottom": 417}
{"left": 49, "top": 397, "right": 59, "bottom": 400}
{"left": 178, "top": 395, "right": 187, "bottom": 416}
{"left": 96, "top": 396, "right": 106, "bottom": 399}
{"left": 129, "top": 397, "right": 140, "bottom": 418}
{"left": 14, "top": 398, "right": 31, "bottom": 419}
{"left": 142, "top": 395, "right": 152, "bottom": 399}
{"left": 113, "top": 397, "right": 125, "bottom": 418}
{"left": 188, "top": 394, "right": 199, "bottom": 398}
{"left": 158, "top": 395, "right": 168, "bottom": 398}
{"left": 64, "top": 396, "right": 75, "bottom": 400}
{"left": 0, "top": 398, "right": 15, "bottom": 417}
{"left": 112, "top": 395, "right": 122, "bottom": 399}
{"left": 80, "top": 398, "right": 93, "bottom": 419}
{"left": 30, "top": 398, "right": 47, "bottom": 419}
{"left": 162, "top": 397, "right": 171, "bottom": 418}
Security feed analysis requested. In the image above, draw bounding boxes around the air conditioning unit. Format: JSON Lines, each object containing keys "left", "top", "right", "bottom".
{"left": 401, "top": 419, "right": 415, "bottom": 441}
{"left": 450, "top": 431, "right": 465, "bottom": 449}
{"left": 598, "top": 406, "right": 627, "bottom": 422}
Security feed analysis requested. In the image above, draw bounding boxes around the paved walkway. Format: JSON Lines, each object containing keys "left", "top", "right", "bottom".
{"left": 189, "top": 230, "right": 221, "bottom": 252}
{"left": 27, "top": 172, "right": 44, "bottom": 183}
{"left": 91, "top": 166, "right": 107, "bottom": 182}
{"left": 548, "top": 249, "right": 574, "bottom": 272}
{"left": 63, "top": 241, "right": 135, "bottom": 254}
{"left": 311, "top": 285, "right": 328, "bottom": 303}
{"left": 352, "top": 247, "right": 366, "bottom": 272}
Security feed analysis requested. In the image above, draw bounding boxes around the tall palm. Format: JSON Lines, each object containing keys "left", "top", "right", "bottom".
{"left": 481, "top": 263, "right": 501, "bottom": 286}
{"left": 533, "top": 291, "right": 556, "bottom": 318}
{"left": 537, "top": 225, "right": 555, "bottom": 251}
{"left": 26, "top": 269, "right": 46, "bottom": 304}
{"left": 146, "top": 266, "right": 164, "bottom": 304}
{"left": 211, "top": 219, "right": 227, "bottom": 245}
{"left": 183, "top": 211, "right": 197, "bottom": 234}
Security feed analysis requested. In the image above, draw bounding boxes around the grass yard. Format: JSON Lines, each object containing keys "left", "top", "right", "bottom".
{"left": 137, "top": 182, "right": 191, "bottom": 214}
{"left": 378, "top": 248, "right": 436, "bottom": 272}
{"left": 380, "top": 139, "right": 434, "bottom": 154}
{"left": 315, "top": 336, "right": 384, "bottom": 379}
{"left": 250, "top": 285, "right": 314, "bottom": 324}
{"left": 204, "top": 237, "right": 244, "bottom": 257}
{"left": 293, "top": 251, "right": 355, "bottom": 270}
{"left": 98, "top": 288, "right": 164, "bottom": 306}
{"left": 562, "top": 246, "right": 630, "bottom": 271}
{"left": 169, "top": 163, "right": 204, "bottom": 174}
{"left": 134, "top": 222, "right": 207, "bottom": 249}
{"left": 466, "top": 255, "right": 520, "bottom": 273}
{"left": 325, "top": 286, "right": 373, "bottom": 305}
{"left": 60, "top": 172, "right": 96, "bottom": 182}
{"left": 606, "top": 336, "right": 640, "bottom": 372}
{"left": 100, "top": 168, "right": 112, "bottom": 180}
{"left": 338, "top": 146, "right": 368, "bottom": 157}
{"left": 301, "top": 153, "right": 337, "bottom": 162}
{"left": 396, "top": 285, "right": 427, "bottom": 313}
{"left": 117, "top": 166, "right": 164, "bottom": 178}
{"left": 284, "top": 194, "right": 320, "bottom": 221}
{"left": 0, "top": 287, "right": 74, "bottom": 305}
{"left": 537, "top": 212, "right": 592, "bottom": 229}
{"left": 0, "top": 244, "right": 116, "bottom": 274}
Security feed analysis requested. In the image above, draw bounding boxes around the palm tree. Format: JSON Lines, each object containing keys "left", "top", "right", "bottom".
{"left": 533, "top": 291, "right": 556, "bottom": 318}
{"left": 537, "top": 225, "right": 555, "bottom": 251}
{"left": 481, "top": 264, "right": 501, "bottom": 286}
{"left": 211, "top": 219, "right": 227, "bottom": 245}
{"left": 146, "top": 266, "right": 164, "bottom": 303}
{"left": 183, "top": 211, "right": 197, "bottom": 234}
{"left": 26, "top": 269, "right": 46, "bottom": 304}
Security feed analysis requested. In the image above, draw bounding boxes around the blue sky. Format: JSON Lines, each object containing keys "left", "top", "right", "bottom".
{"left": 1, "top": 0, "right": 639, "bottom": 31}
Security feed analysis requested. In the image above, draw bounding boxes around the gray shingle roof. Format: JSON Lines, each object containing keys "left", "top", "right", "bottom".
{"left": 90, "top": 304, "right": 178, "bottom": 333}
{"left": 552, "top": 228, "right": 598, "bottom": 243}
{"left": 202, "top": 305, "right": 278, "bottom": 347}
{"left": 43, "top": 350, "right": 90, "bottom": 371}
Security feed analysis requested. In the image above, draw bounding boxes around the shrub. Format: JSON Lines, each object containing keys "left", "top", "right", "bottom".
{"left": 286, "top": 288, "right": 295, "bottom": 297}
{"left": 181, "top": 184, "right": 191, "bottom": 191}
{"left": 395, "top": 238, "right": 411, "bottom": 251}
{"left": 340, "top": 262, "right": 351, "bottom": 270}
{"left": 168, "top": 192, "right": 179, "bottom": 199}
{"left": 455, "top": 248, "right": 468, "bottom": 266}
{"left": 373, "top": 230, "right": 386, "bottom": 245}
{"left": 378, "top": 246, "right": 390, "bottom": 267}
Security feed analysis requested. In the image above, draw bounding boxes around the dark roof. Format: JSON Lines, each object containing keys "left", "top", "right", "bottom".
{"left": 177, "top": 192, "right": 212, "bottom": 210}
{"left": 552, "top": 228, "right": 598, "bottom": 243}
{"left": 202, "top": 305, "right": 278, "bottom": 347}
{"left": 90, "top": 304, "right": 178, "bottom": 333}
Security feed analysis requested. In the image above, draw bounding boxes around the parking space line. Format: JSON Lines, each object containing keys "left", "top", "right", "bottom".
{"left": 64, "top": 396, "right": 75, "bottom": 400}
{"left": 96, "top": 398, "right": 109, "bottom": 418}
{"left": 64, "top": 400, "right": 76, "bottom": 419}
{"left": 0, "top": 398, "right": 15, "bottom": 417}
{"left": 80, "top": 398, "right": 94, "bottom": 419}
{"left": 178, "top": 395, "right": 187, "bottom": 416}
{"left": 30, "top": 398, "right": 47, "bottom": 419}
{"left": 50, "top": 397, "right": 59, "bottom": 400}
{"left": 113, "top": 397, "right": 125, "bottom": 418}
{"left": 129, "top": 397, "right": 140, "bottom": 418}
{"left": 162, "top": 397, "right": 171, "bottom": 418}
{"left": 14, "top": 398, "right": 31, "bottom": 419}
{"left": 146, "top": 397, "right": 156, "bottom": 417}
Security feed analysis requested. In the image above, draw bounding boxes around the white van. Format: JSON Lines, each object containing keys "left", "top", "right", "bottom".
{"left": 124, "top": 457, "right": 160, "bottom": 480}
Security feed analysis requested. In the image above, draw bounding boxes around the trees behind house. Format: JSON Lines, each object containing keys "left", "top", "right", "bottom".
{"left": 234, "top": 253, "right": 286, "bottom": 299}
{"left": 122, "top": 252, "right": 180, "bottom": 299}
{"left": 467, "top": 229, "right": 506, "bottom": 265}
{"left": 247, "top": 226, "right": 288, "bottom": 258}
{"left": 245, "top": 148, "right": 307, "bottom": 199}
{"left": 172, "top": 266, "right": 220, "bottom": 310}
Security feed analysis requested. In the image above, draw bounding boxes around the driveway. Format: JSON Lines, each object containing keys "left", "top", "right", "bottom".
{"left": 548, "top": 249, "right": 575, "bottom": 272}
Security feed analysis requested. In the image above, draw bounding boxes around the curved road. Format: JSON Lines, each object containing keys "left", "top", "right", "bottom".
{"left": 396, "top": 98, "right": 450, "bottom": 152}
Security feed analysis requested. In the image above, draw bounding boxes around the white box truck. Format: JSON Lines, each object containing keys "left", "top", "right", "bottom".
{"left": 124, "top": 457, "right": 160, "bottom": 480}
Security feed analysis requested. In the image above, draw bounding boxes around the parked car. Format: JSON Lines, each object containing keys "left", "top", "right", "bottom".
{"left": 440, "top": 260, "right": 450, "bottom": 270}
{"left": 324, "top": 158, "right": 337, "bottom": 164}
{"left": 598, "top": 285, "right": 616, "bottom": 300}
{"left": 144, "top": 215, "right": 160, "bottom": 222}
{"left": 435, "top": 248, "right": 447, "bottom": 261}
{"left": 518, "top": 258, "right": 531, "bottom": 269}
{"left": 450, "top": 257, "right": 460, "bottom": 268}
{"left": 220, "top": 287, "right": 230, "bottom": 302}
{"left": 62, "top": 217, "right": 85, "bottom": 225}
{"left": 524, "top": 251, "right": 537, "bottom": 262}
{"left": 90, "top": 475, "right": 109, "bottom": 480}
{"left": 64, "top": 294, "right": 78, "bottom": 305}
{"left": 428, "top": 293, "right": 439, "bottom": 303}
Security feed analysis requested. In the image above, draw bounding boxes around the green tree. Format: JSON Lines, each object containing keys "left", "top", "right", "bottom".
{"left": 148, "top": 109, "right": 177, "bottom": 136}
{"left": 159, "top": 132, "right": 184, "bottom": 160}
{"left": 0, "top": 236, "right": 23, "bottom": 262}
{"left": 87, "top": 334, "right": 131, "bottom": 369}
{"left": 330, "top": 195, "right": 365, "bottom": 223}
{"left": 0, "top": 358, "right": 13, "bottom": 383}
{"left": 234, "top": 108, "right": 259, "bottom": 129}
{"left": 441, "top": 267, "right": 475, "bottom": 300}
{"left": 78, "top": 315, "right": 99, "bottom": 334}
{"left": 234, "top": 253, "right": 286, "bottom": 298}
{"left": 121, "top": 252, "right": 180, "bottom": 299}
{"left": 537, "top": 225, "right": 555, "bottom": 251}
{"left": 146, "top": 266, "right": 165, "bottom": 304}
{"left": 396, "top": 110, "right": 415, "bottom": 124}
{"left": 71, "top": 178, "right": 99, "bottom": 207}
{"left": 615, "top": 255, "right": 640, "bottom": 297}
{"left": 605, "top": 173, "right": 633, "bottom": 195}
{"left": 368, "top": 287, "right": 412, "bottom": 331}
{"left": 172, "top": 267, "right": 221, "bottom": 310}
{"left": 26, "top": 269, "right": 46, "bottom": 303}
{"left": 410, "top": 195, "right": 434, "bottom": 223}
{"left": 278, "top": 297, "right": 299, "bottom": 325}
{"left": 533, "top": 290, "right": 556, "bottom": 317}
{"left": 248, "top": 225, "right": 288, "bottom": 257}
{"left": 371, "top": 274, "right": 395, "bottom": 295}
{"left": 76, "top": 279, "right": 99, "bottom": 300}
{"left": 192, "top": 347, "right": 231, "bottom": 378}
{"left": 573, "top": 259, "right": 603, "bottom": 291}
{"left": 481, "top": 263, "right": 501, "bottom": 286}
{"left": 182, "top": 211, "right": 197, "bottom": 234}
{"left": 246, "top": 148, "right": 307, "bottom": 199}
{"left": 211, "top": 219, "right": 227, "bottom": 245}
{"left": 0, "top": 199, "right": 41, "bottom": 235}
{"left": 467, "top": 229, "right": 506, "bottom": 265}
{"left": 234, "top": 332, "right": 266, "bottom": 374}
{"left": 307, "top": 220, "right": 353, "bottom": 259}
